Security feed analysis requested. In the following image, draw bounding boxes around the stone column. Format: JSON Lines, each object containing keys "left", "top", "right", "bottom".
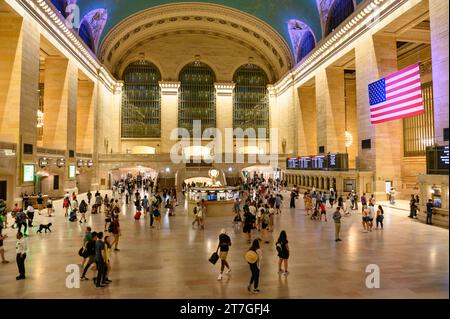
{"left": 315, "top": 67, "right": 346, "bottom": 154}
{"left": 429, "top": 0, "right": 449, "bottom": 145}
{"left": 355, "top": 34, "right": 403, "bottom": 198}
{"left": 76, "top": 80, "right": 95, "bottom": 154}
{"left": 42, "top": 57, "right": 70, "bottom": 150}
{"left": 298, "top": 85, "right": 317, "bottom": 155}
{"left": 159, "top": 81, "right": 180, "bottom": 154}
{"left": 215, "top": 83, "right": 235, "bottom": 154}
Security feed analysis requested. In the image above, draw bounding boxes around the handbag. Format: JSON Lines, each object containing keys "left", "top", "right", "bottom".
{"left": 208, "top": 246, "right": 220, "bottom": 265}
{"left": 78, "top": 247, "right": 85, "bottom": 257}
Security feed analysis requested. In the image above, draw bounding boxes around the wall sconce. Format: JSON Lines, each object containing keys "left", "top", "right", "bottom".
{"left": 37, "top": 110, "right": 44, "bottom": 128}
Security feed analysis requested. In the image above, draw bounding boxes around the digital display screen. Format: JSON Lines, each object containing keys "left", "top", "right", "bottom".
{"left": 23, "top": 164, "right": 35, "bottom": 182}
{"left": 286, "top": 154, "right": 348, "bottom": 171}
{"left": 437, "top": 145, "right": 449, "bottom": 170}
{"left": 69, "top": 165, "right": 76, "bottom": 179}
{"left": 427, "top": 145, "right": 449, "bottom": 174}
{"left": 287, "top": 158, "right": 299, "bottom": 169}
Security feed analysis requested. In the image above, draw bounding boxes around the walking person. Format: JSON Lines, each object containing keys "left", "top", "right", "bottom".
{"left": 36, "top": 193, "right": 44, "bottom": 215}
{"left": 332, "top": 207, "right": 342, "bottom": 242}
{"left": 243, "top": 207, "right": 254, "bottom": 243}
{"left": 408, "top": 194, "right": 416, "bottom": 218}
{"left": 81, "top": 227, "right": 92, "bottom": 268}
{"left": 217, "top": 229, "right": 231, "bottom": 281}
{"left": 375, "top": 205, "right": 384, "bottom": 229}
{"left": 16, "top": 210, "right": 28, "bottom": 236}
{"left": 63, "top": 194, "right": 70, "bottom": 217}
{"left": 320, "top": 200, "right": 327, "bottom": 222}
{"left": 94, "top": 232, "right": 107, "bottom": 288}
{"left": 26, "top": 204, "right": 35, "bottom": 228}
{"left": 367, "top": 203, "right": 375, "bottom": 232}
{"left": 80, "top": 231, "right": 97, "bottom": 281}
{"left": 426, "top": 199, "right": 434, "bottom": 225}
{"left": 344, "top": 196, "right": 352, "bottom": 216}
{"left": 276, "top": 230, "right": 289, "bottom": 275}
{"left": 275, "top": 194, "right": 282, "bottom": 214}
{"left": 87, "top": 190, "right": 92, "bottom": 205}
{"left": 111, "top": 216, "right": 121, "bottom": 251}
{"left": 191, "top": 202, "right": 201, "bottom": 228}
{"left": 46, "top": 198, "right": 54, "bottom": 217}
{"left": 0, "top": 233, "right": 9, "bottom": 263}
{"left": 15, "top": 232, "right": 27, "bottom": 280}
{"left": 361, "top": 193, "right": 367, "bottom": 213}
{"left": 246, "top": 239, "right": 262, "bottom": 293}
{"left": 79, "top": 200, "right": 88, "bottom": 224}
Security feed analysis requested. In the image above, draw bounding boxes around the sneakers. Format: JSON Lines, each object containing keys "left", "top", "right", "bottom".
{"left": 217, "top": 273, "right": 223, "bottom": 281}
{"left": 16, "top": 276, "right": 25, "bottom": 280}
{"left": 278, "top": 270, "right": 283, "bottom": 275}
{"left": 226, "top": 268, "right": 231, "bottom": 274}
{"left": 253, "top": 289, "right": 260, "bottom": 294}
{"left": 2, "top": 260, "right": 9, "bottom": 264}
{"left": 283, "top": 271, "right": 290, "bottom": 276}
{"left": 247, "top": 284, "right": 252, "bottom": 292}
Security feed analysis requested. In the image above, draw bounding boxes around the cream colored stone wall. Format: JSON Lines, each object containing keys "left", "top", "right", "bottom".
{"left": 315, "top": 67, "right": 346, "bottom": 154}
{"left": 355, "top": 34, "right": 403, "bottom": 198}
{"left": 345, "top": 77, "right": 358, "bottom": 169}
{"left": 429, "top": 0, "right": 449, "bottom": 145}
{"left": 298, "top": 85, "right": 317, "bottom": 155}
{"left": 76, "top": 81, "right": 95, "bottom": 154}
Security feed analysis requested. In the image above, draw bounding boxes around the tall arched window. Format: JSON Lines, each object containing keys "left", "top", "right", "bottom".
{"left": 325, "top": 0, "right": 355, "bottom": 36}
{"left": 178, "top": 62, "right": 216, "bottom": 133}
{"left": 122, "top": 61, "right": 162, "bottom": 138}
{"left": 297, "top": 31, "right": 316, "bottom": 62}
{"left": 233, "top": 64, "right": 269, "bottom": 132}
{"left": 51, "top": 0, "right": 68, "bottom": 18}
{"left": 79, "top": 20, "right": 95, "bottom": 52}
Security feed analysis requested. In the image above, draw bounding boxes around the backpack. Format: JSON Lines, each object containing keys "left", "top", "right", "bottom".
{"left": 263, "top": 213, "right": 270, "bottom": 224}
{"left": 193, "top": 206, "right": 198, "bottom": 215}
{"left": 245, "top": 250, "right": 258, "bottom": 264}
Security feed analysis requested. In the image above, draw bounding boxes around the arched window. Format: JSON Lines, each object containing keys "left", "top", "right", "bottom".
{"left": 297, "top": 31, "right": 316, "bottom": 62}
{"left": 178, "top": 62, "right": 216, "bottom": 133}
{"left": 51, "top": 0, "right": 68, "bottom": 18}
{"left": 79, "top": 20, "right": 95, "bottom": 52}
{"left": 233, "top": 64, "right": 269, "bottom": 132}
{"left": 325, "top": 0, "right": 355, "bottom": 36}
{"left": 122, "top": 61, "right": 162, "bottom": 138}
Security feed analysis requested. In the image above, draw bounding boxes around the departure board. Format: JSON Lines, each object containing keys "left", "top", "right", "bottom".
{"left": 286, "top": 153, "right": 349, "bottom": 171}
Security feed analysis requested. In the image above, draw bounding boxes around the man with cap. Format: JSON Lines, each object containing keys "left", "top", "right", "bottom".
{"left": 217, "top": 228, "right": 231, "bottom": 281}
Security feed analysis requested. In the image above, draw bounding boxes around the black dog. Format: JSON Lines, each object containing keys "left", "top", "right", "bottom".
{"left": 37, "top": 223, "right": 52, "bottom": 233}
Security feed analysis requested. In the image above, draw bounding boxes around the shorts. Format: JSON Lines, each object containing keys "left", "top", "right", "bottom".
{"left": 105, "top": 218, "right": 111, "bottom": 223}
{"left": 362, "top": 217, "right": 368, "bottom": 222}
{"left": 243, "top": 224, "right": 252, "bottom": 234}
{"left": 367, "top": 217, "right": 373, "bottom": 222}
{"left": 219, "top": 251, "right": 228, "bottom": 260}
{"left": 321, "top": 211, "right": 326, "bottom": 215}
{"left": 262, "top": 223, "right": 269, "bottom": 230}
{"left": 275, "top": 204, "right": 280, "bottom": 209}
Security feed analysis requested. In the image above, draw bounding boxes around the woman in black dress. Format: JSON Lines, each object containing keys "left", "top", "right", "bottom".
{"left": 276, "top": 230, "right": 290, "bottom": 275}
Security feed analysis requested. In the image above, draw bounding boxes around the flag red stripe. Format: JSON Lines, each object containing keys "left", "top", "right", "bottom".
{"left": 371, "top": 109, "right": 425, "bottom": 124}
{"left": 387, "top": 87, "right": 422, "bottom": 101}
{"left": 371, "top": 95, "right": 423, "bottom": 112}
{"left": 371, "top": 102, "right": 424, "bottom": 118}
{"left": 386, "top": 78, "right": 421, "bottom": 94}
{"left": 386, "top": 71, "right": 420, "bottom": 86}
{"left": 385, "top": 64, "right": 420, "bottom": 80}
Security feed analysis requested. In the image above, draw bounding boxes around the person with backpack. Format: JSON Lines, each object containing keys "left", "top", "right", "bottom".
{"left": 217, "top": 229, "right": 231, "bottom": 281}
{"left": 246, "top": 239, "right": 262, "bottom": 293}
{"left": 81, "top": 231, "right": 97, "bottom": 281}
{"left": 79, "top": 200, "right": 88, "bottom": 224}
{"left": 16, "top": 210, "right": 28, "bottom": 235}
{"left": 276, "top": 230, "right": 289, "bottom": 275}
{"left": 63, "top": 194, "right": 70, "bottom": 217}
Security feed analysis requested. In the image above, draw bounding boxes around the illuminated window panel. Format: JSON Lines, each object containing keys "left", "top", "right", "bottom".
{"left": 121, "top": 61, "right": 161, "bottom": 138}
{"left": 325, "top": 0, "right": 355, "bottom": 36}
{"left": 178, "top": 62, "right": 216, "bottom": 134}
{"left": 233, "top": 64, "right": 269, "bottom": 134}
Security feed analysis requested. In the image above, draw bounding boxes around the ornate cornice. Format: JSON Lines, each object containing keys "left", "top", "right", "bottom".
{"left": 14, "top": 0, "right": 119, "bottom": 92}
{"left": 159, "top": 81, "right": 181, "bottom": 95}
{"left": 215, "top": 83, "right": 235, "bottom": 96}
{"left": 273, "top": 0, "right": 408, "bottom": 96}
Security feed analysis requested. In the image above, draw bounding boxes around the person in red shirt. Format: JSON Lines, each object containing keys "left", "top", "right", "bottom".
{"left": 320, "top": 200, "right": 327, "bottom": 222}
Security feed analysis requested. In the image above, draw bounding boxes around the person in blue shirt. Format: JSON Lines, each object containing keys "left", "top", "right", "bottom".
{"left": 426, "top": 199, "right": 434, "bottom": 225}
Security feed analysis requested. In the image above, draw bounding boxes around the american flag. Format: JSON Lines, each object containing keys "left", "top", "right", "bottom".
{"left": 368, "top": 63, "right": 424, "bottom": 124}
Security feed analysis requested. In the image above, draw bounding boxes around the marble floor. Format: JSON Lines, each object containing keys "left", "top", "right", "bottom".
{"left": 0, "top": 191, "right": 448, "bottom": 299}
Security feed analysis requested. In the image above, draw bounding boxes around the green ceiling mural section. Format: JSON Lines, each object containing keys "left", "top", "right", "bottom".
{"left": 79, "top": 0, "right": 324, "bottom": 51}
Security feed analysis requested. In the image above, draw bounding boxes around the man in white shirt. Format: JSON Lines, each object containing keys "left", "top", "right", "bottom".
{"left": 367, "top": 204, "right": 375, "bottom": 232}
{"left": 15, "top": 232, "right": 28, "bottom": 280}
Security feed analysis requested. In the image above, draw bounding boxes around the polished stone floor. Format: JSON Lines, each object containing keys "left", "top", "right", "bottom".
{"left": 0, "top": 190, "right": 448, "bottom": 299}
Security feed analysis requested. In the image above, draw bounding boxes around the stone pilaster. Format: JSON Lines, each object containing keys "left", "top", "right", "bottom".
{"left": 355, "top": 34, "right": 403, "bottom": 198}
{"left": 76, "top": 80, "right": 95, "bottom": 154}
{"left": 315, "top": 67, "right": 346, "bottom": 154}
{"left": 159, "top": 81, "right": 180, "bottom": 154}
{"left": 298, "top": 85, "right": 317, "bottom": 155}
{"left": 429, "top": 0, "right": 449, "bottom": 145}
{"left": 215, "top": 83, "right": 235, "bottom": 148}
